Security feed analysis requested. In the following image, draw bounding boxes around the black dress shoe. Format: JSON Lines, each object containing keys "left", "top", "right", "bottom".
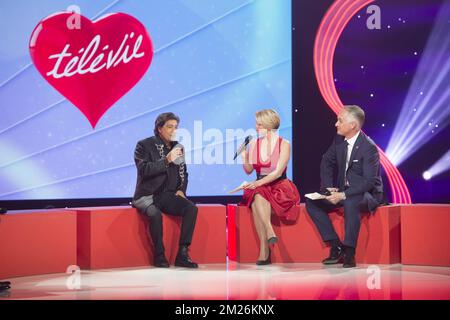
{"left": 175, "top": 246, "right": 198, "bottom": 268}
{"left": 322, "top": 246, "right": 344, "bottom": 265}
{"left": 153, "top": 254, "right": 170, "bottom": 268}
{"left": 343, "top": 253, "right": 356, "bottom": 268}
{"left": 256, "top": 249, "right": 272, "bottom": 265}
{"left": 0, "top": 281, "right": 11, "bottom": 292}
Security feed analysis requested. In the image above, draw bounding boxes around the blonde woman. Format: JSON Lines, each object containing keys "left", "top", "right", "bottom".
{"left": 241, "top": 109, "right": 300, "bottom": 265}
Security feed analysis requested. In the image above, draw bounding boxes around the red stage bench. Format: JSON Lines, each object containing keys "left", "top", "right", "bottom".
{"left": 75, "top": 205, "right": 226, "bottom": 269}
{"left": 227, "top": 203, "right": 401, "bottom": 264}
{"left": 0, "top": 210, "right": 77, "bottom": 279}
{"left": 400, "top": 204, "right": 450, "bottom": 267}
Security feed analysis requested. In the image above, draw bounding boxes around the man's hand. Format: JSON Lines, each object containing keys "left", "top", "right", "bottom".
{"left": 175, "top": 190, "right": 186, "bottom": 198}
{"left": 166, "top": 147, "right": 183, "bottom": 163}
{"left": 326, "top": 187, "right": 339, "bottom": 193}
{"left": 326, "top": 192, "right": 345, "bottom": 205}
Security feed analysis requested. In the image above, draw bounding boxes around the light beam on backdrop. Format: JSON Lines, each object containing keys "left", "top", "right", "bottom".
{"left": 313, "top": 0, "right": 411, "bottom": 203}
{"left": 423, "top": 149, "right": 450, "bottom": 180}
{"left": 386, "top": 1, "right": 450, "bottom": 166}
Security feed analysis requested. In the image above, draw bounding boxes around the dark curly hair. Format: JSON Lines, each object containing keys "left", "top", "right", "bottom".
{"left": 154, "top": 112, "right": 180, "bottom": 136}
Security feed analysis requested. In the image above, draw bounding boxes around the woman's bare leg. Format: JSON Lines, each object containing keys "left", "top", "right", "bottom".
{"left": 251, "top": 201, "right": 269, "bottom": 260}
{"left": 253, "top": 194, "right": 276, "bottom": 241}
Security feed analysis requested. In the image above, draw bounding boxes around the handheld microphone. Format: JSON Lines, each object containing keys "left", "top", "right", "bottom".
{"left": 172, "top": 143, "right": 185, "bottom": 165}
{"left": 234, "top": 135, "right": 253, "bottom": 160}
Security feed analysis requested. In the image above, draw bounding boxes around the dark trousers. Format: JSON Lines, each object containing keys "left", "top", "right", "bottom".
{"left": 305, "top": 193, "right": 371, "bottom": 248}
{"left": 145, "top": 192, "right": 198, "bottom": 257}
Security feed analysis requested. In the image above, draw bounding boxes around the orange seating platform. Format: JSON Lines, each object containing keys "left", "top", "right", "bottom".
{"left": 0, "top": 210, "right": 77, "bottom": 279}
{"left": 400, "top": 204, "right": 450, "bottom": 267}
{"left": 1, "top": 202, "right": 448, "bottom": 280}
{"left": 75, "top": 205, "right": 226, "bottom": 270}
{"left": 227, "top": 204, "right": 401, "bottom": 264}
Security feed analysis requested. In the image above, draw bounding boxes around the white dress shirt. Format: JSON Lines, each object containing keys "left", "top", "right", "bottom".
{"left": 345, "top": 131, "right": 361, "bottom": 172}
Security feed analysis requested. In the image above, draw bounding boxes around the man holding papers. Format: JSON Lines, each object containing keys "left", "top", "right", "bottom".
{"left": 305, "top": 105, "right": 384, "bottom": 268}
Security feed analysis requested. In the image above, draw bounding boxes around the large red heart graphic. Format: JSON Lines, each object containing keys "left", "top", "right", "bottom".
{"left": 29, "top": 12, "right": 153, "bottom": 128}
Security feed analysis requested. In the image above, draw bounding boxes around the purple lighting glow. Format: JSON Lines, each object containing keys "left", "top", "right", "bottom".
{"left": 424, "top": 149, "right": 450, "bottom": 180}
{"left": 386, "top": 1, "right": 450, "bottom": 166}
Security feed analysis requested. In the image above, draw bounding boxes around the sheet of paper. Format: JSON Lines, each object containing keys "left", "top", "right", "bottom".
{"left": 305, "top": 192, "right": 327, "bottom": 200}
{"left": 228, "top": 181, "right": 248, "bottom": 194}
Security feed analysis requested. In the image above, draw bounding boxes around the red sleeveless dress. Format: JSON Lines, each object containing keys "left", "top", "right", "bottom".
{"left": 240, "top": 137, "right": 300, "bottom": 222}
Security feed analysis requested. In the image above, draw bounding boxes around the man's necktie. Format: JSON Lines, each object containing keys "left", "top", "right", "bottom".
{"left": 343, "top": 140, "right": 349, "bottom": 187}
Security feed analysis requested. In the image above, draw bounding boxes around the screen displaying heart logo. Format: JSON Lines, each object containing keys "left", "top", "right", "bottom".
{"left": 29, "top": 12, "right": 153, "bottom": 128}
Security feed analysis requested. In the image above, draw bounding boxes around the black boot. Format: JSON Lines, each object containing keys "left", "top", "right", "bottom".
{"left": 153, "top": 253, "right": 169, "bottom": 268}
{"left": 175, "top": 245, "right": 198, "bottom": 268}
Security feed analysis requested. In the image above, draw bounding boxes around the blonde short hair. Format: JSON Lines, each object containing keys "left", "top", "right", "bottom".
{"left": 255, "top": 109, "right": 280, "bottom": 130}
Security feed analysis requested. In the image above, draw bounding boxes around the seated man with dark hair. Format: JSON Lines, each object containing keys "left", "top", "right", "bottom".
{"left": 132, "top": 112, "right": 198, "bottom": 268}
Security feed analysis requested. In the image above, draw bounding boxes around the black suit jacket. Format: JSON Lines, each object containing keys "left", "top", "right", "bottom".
{"left": 133, "top": 136, "right": 188, "bottom": 201}
{"left": 320, "top": 132, "right": 384, "bottom": 212}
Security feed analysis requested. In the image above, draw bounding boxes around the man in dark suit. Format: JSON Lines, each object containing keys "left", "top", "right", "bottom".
{"left": 132, "top": 112, "right": 198, "bottom": 268}
{"left": 306, "top": 105, "right": 384, "bottom": 268}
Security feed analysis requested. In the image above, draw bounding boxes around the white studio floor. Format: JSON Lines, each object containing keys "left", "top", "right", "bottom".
{"left": 1, "top": 262, "right": 449, "bottom": 300}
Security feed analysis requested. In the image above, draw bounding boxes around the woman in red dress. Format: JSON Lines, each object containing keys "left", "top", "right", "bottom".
{"left": 240, "top": 109, "right": 300, "bottom": 265}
